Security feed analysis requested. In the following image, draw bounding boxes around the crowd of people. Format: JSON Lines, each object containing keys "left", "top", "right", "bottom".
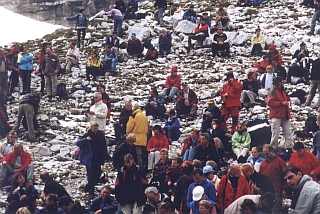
{"left": 2, "top": 0, "right": 320, "bottom": 214}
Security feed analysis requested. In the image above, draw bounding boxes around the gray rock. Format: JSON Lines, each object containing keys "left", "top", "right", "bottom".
{"left": 175, "top": 20, "right": 197, "bottom": 34}
{"left": 38, "top": 146, "right": 51, "bottom": 156}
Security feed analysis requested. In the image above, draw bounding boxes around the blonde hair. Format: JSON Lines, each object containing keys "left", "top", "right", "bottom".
{"left": 266, "top": 65, "right": 274, "bottom": 71}
{"left": 241, "top": 163, "right": 253, "bottom": 173}
{"left": 199, "top": 200, "right": 213, "bottom": 210}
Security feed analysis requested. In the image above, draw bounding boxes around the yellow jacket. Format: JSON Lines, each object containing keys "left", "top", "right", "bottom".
{"left": 86, "top": 58, "right": 101, "bottom": 68}
{"left": 251, "top": 34, "right": 265, "bottom": 49}
{"left": 126, "top": 109, "right": 149, "bottom": 147}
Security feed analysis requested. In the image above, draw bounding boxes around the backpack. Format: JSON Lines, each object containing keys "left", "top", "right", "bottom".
{"left": 56, "top": 83, "right": 68, "bottom": 99}
{"left": 305, "top": 116, "right": 318, "bottom": 133}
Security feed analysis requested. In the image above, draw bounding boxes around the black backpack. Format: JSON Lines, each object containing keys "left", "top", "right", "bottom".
{"left": 56, "top": 83, "right": 68, "bottom": 99}
{"left": 305, "top": 116, "right": 318, "bottom": 133}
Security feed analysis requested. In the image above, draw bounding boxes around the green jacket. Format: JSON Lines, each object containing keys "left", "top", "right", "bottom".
{"left": 231, "top": 131, "right": 251, "bottom": 150}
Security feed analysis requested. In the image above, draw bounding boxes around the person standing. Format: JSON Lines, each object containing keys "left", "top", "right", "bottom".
{"left": 154, "top": 0, "right": 167, "bottom": 27}
{"left": 305, "top": 56, "right": 320, "bottom": 106}
{"left": 76, "top": 122, "right": 107, "bottom": 198}
{"left": 113, "top": 101, "right": 132, "bottom": 144}
{"left": 65, "top": 42, "right": 80, "bottom": 72}
{"left": 220, "top": 72, "right": 242, "bottom": 134}
{"left": 86, "top": 92, "right": 107, "bottom": 133}
{"left": 37, "top": 42, "right": 51, "bottom": 96}
{"left": 103, "top": 5, "right": 123, "bottom": 36}
{"left": 126, "top": 103, "right": 149, "bottom": 172}
{"left": 307, "top": 0, "right": 320, "bottom": 36}
{"left": 266, "top": 76, "right": 293, "bottom": 150}
{"left": 17, "top": 45, "right": 33, "bottom": 94}
{"left": 42, "top": 48, "right": 60, "bottom": 99}
{"left": 66, "top": 9, "right": 88, "bottom": 47}
{"left": 0, "top": 48, "right": 8, "bottom": 96}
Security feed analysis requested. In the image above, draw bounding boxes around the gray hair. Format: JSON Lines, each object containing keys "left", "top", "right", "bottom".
{"left": 145, "top": 186, "right": 159, "bottom": 195}
{"left": 230, "top": 162, "right": 239, "bottom": 169}
{"left": 94, "top": 92, "right": 102, "bottom": 99}
{"left": 251, "top": 147, "right": 258, "bottom": 152}
{"left": 132, "top": 102, "right": 140, "bottom": 111}
{"left": 161, "top": 28, "right": 167, "bottom": 33}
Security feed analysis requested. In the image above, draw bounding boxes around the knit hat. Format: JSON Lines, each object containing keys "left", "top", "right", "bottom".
{"left": 269, "top": 44, "right": 277, "bottom": 50}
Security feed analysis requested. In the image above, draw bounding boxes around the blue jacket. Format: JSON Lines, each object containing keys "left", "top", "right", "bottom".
{"left": 36, "top": 205, "right": 64, "bottom": 214}
{"left": 76, "top": 130, "right": 107, "bottom": 167}
{"left": 186, "top": 178, "right": 216, "bottom": 206}
{"left": 313, "top": 130, "right": 320, "bottom": 160}
{"left": 146, "top": 94, "right": 165, "bottom": 105}
{"left": 188, "top": 195, "right": 216, "bottom": 214}
{"left": 87, "top": 196, "right": 118, "bottom": 214}
{"left": 159, "top": 32, "right": 172, "bottom": 47}
{"left": 183, "top": 9, "right": 197, "bottom": 22}
{"left": 164, "top": 116, "right": 181, "bottom": 138}
{"left": 67, "top": 14, "right": 88, "bottom": 28}
{"left": 104, "top": 50, "right": 117, "bottom": 62}
{"left": 19, "top": 54, "right": 33, "bottom": 71}
{"left": 127, "top": 0, "right": 138, "bottom": 11}
{"left": 246, "top": 155, "right": 264, "bottom": 165}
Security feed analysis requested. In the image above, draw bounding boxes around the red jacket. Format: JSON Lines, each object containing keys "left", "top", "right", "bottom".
{"left": 254, "top": 59, "right": 269, "bottom": 73}
{"left": 289, "top": 151, "right": 320, "bottom": 181}
{"left": 220, "top": 79, "right": 243, "bottom": 108}
{"left": 147, "top": 133, "right": 169, "bottom": 152}
{"left": 266, "top": 86, "right": 291, "bottom": 119}
{"left": 260, "top": 156, "right": 286, "bottom": 193}
{"left": 217, "top": 172, "right": 251, "bottom": 211}
{"left": 3, "top": 150, "right": 32, "bottom": 171}
{"left": 180, "top": 136, "right": 201, "bottom": 156}
{"left": 267, "top": 51, "right": 283, "bottom": 65}
{"left": 177, "top": 89, "right": 198, "bottom": 105}
{"left": 194, "top": 23, "right": 209, "bottom": 35}
{"left": 165, "top": 74, "right": 181, "bottom": 89}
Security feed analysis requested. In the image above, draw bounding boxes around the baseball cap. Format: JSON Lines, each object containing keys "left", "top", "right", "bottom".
{"left": 192, "top": 186, "right": 204, "bottom": 201}
{"left": 131, "top": 32, "right": 136, "bottom": 36}
{"left": 203, "top": 165, "right": 213, "bottom": 174}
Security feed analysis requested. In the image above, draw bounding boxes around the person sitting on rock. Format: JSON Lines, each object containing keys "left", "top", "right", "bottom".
{"left": 0, "top": 143, "right": 35, "bottom": 187}
{"left": 194, "top": 133, "right": 220, "bottom": 168}
{"left": 164, "top": 109, "right": 181, "bottom": 142}
{"left": 266, "top": 44, "right": 282, "bottom": 65}
{"left": 211, "top": 27, "right": 230, "bottom": 57}
{"left": 87, "top": 185, "right": 118, "bottom": 214}
{"left": 254, "top": 55, "right": 269, "bottom": 74}
{"left": 145, "top": 88, "right": 165, "bottom": 120}
{"left": 287, "top": 52, "right": 310, "bottom": 84}
{"left": 0, "top": 131, "right": 17, "bottom": 162}
{"left": 201, "top": 99, "right": 221, "bottom": 133}
{"left": 159, "top": 28, "right": 172, "bottom": 57}
{"left": 241, "top": 69, "right": 260, "bottom": 108}
{"left": 66, "top": 9, "right": 88, "bottom": 48}
{"left": 232, "top": 122, "right": 251, "bottom": 162}
{"left": 36, "top": 194, "right": 63, "bottom": 214}
{"left": 59, "top": 196, "right": 89, "bottom": 214}
{"left": 260, "top": 65, "right": 277, "bottom": 95}
{"left": 125, "top": 0, "right": 138, "bottom": 19}
{"left": 86, "top": 50, "right": 101, "bottom": 81}
{"left": 144, "top": 42, "right": 158, "bottom": 60}
{"left": 65, "top": 41, "right": 80, "bottom": 73}
{"left": 251, "top": 28, "right": 265, "bottom": 56}
{"left": 186, "top": 18, "right": 209, "bottom": 52}
{"left": 105, "top": 31, "right": 120, "bottom": 56}
{"left": 147, "top": 125, "right": 169, "bottom": 170}
{"left": 183, "top": 5, "right": 197, "bottom": 23}
{"left": 101, "top": 45, "right": 118, "bottom": 73}
{"left": 202, "top": 13, "right": 211, "bottom": 28}
{"left": 216, "top": 4, "right": 230, "bottom": 29}
{"left": 113, "top": 133, "right": 138, "bottom": 172}
{"left": 208, "top": 119, "right": 228, "bottom": 160}
{"left": 115, "top": 0, "right": 126, "bottom": 14}
{"left": 127, "top": 33, "right": 143, "bottom": 57}
{"left": 161, "top": 66, "right": 181, "bottom": 102}
{"left": 181, "top": 128, "right": 201, "bottom": 161}
{"left": 272, "top": 59, "right": 287, "bottom": 80}
{"left": 176, "top": 82, "right": 198, "bottom": 120}
{"left": 293, "top": 42, "right": 309, "bottom": 60}
{"left": 6, "top": 173, "right": 38, "bottom": 214}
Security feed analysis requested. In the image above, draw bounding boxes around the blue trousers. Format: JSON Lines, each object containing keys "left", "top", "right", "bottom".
{"left": 311, "top": 10, "right": 320, "bottom": 33}
{"left": 114, "top": 16, "right": 123, "bottom": 35}
{"left": 183, "top": 148, "right": 196, "bottom": 161}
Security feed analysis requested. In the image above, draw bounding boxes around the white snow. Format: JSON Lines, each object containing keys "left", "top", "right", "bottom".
{"left": 0, "top": 7, "right": 65, "bottom": 46}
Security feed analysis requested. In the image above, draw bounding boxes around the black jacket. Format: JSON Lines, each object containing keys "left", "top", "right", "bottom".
{"left": 142, "top": 193, "right": 174, "bottom": 214}
{"left": 67, "top": 201, "right": 89, "bottom": 214}
{"left": 173, "top": 175, "right": 193, "bottom": 213}
{"left": 44, "top": 178, "right": 70, "bottom": 199}
{"left": 105, "top": 36, "right": 120, "bottom": 48}
{"left": 154, "top": 0, "right": 167, "bottom": 9}
{"left": 113, "top": 142, "right": 138, "bottom": 170}
{"left": 7, "top": 183, "right": 38, "bottom": 213}
{"left": 8, "top": 68, "right": 19, "bottom": 92}
{"left": 115, "top": 0, "right": 126, "bottom": 13}
{"left": 310, "top": 58, "right": 320, "bottom": 80}
{"left": 194, "top": 143, "right": 219, "bottom": 169}
{"left": 250, "top": 171, "right": 274, "bottom": 194}
{"left": 274, "top": 65, "right": 287, "bottom": 80}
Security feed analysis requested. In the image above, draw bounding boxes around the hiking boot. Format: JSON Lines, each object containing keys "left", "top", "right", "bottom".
{"left": 307, "top": 31, "right": 315, "bottom": 36}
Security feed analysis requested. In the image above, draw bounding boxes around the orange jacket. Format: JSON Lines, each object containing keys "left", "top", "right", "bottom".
{"left": 217, "top": 172, "right": 251, "bottom": 211}
{"left": 3, "top": 150, "right": 32, "bottom": 171}
{"left": 220, "top": 79, "right": 243, "bottom": 108}
{"left": 289, "top": 151, "right": 320, "bottom": 181}
{"left": 180, "top": 136, "right": 201, "bottom": 156}
{"left": 147, "top": 133, "right": 169, "bottom": 152}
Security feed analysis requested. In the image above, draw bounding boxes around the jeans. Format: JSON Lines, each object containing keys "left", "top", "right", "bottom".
{"left": 270, "top": 118, "right": 293, "bottom": 149}
{"left": 176, "top": 100, "right": 197, "bottom": 116}
{"left": 306, "top": 80, "right": 320, "bottom": 106}
{"left": 102, "top": 58, "right": 117, "bottom": 72}
{"left": 154, "top": 8, "right": 164, "bottom": 26}
{"left": 161, "top": 87, "right": 179, "bottom": 97}
{"left": 114, "top": 16, "right": 123, "bottom": 35}
{"left": 20, "top": 70, "right": 32, "bottom": 93}
{"left": 310, "top": 10, "right": 320, "bottom": 33}
{"left": 0, "top": 164, "right": 34, "bottom": 181}
{"left": 86, "top": 164, "right": 102, "bottom": 194}
{"left": 183, "top": 148, "right": 196, "bottom": 161}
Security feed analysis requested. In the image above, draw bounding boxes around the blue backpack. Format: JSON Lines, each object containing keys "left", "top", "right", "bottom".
{"left": 56, "top": 83, "right": 68, "bottom": 99}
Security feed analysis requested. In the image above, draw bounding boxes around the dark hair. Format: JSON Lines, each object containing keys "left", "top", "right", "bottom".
{"left": 19, "top": 45, "right": 24, "bottom": 52}
{"left": 59, "top": 196, "right": 73, "bottom": 207}
{"left": 183, "top": 165, "right": 194, "bottom": 175}
{"left": 200, "top": 133, "right": 210, "bottom": 141}
{"left": 171, "top": 157, "right": 182, "bottom": 164}
{"left": 211, "top": 119, "right": 220, "bottom": 125}
{"left": 263, "top": 55, "right": 269, "bottom": 60}
{"left": 168, "top": 109, "right": 176, "bottom": 116}
{"left": 151, "top": 87, "right": 158, "bottom": 96}
{"left": 97, "top": 83, "right": 105, "bottom": 90}
{"left": 263, "top": 144, "right": 274, "bottom": 153}
{"left": 41, "top": 42, "right": 51, "bottom": 53}
{"left": 106, "top": 45, "right": 112, "bottom": 49}
{"left": 90, "top": 50, "right": 99, "bottom": 58}
{"left": 240, "top": 199, "right": 259, "bottom": 212}
{"left": 79, "top": 8, "right": 85, "bottom": 13}
{"left": 261, "top": 192, "right": 275, "bottom": 208}
{"left": 46, "top": 193, "right": 59, "bottom": 203}
{"left": 102, "top": 185, "right": 112, "bottom": 192}
{"left": 157, "top": 201, "right": 174, "bottom": 212}
{"left": 192, "top": 168, "right": 204, "bottom": 176}
{"left": 153, "top": 125, "right": 164, "bottom": 134}
{"left": 40, "top": 171, "right": 50, "bottom": 181}
{"left": 273, "top": 76, "right": 283, "bottom": 86}
{"left": 293, "top": 142, "right": 304, "bottom": 151}
{"left": 70, "top": 41, "right": 76, "bottom": 46}
{"left": 282, "top": 165, "right": 303, "bottom": 176}
{"left": 247, "top": 70, "right": 255, "bottom": 79}
{"left": 255, "top": 28, "right": 261, "bottom": 33}
{"left": 12, "top": 173, "right": 25, "bottom": 188}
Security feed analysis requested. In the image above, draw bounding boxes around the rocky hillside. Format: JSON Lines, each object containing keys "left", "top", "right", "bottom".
{"left": 0, "top": 0, "right": 318, "bottom": 210}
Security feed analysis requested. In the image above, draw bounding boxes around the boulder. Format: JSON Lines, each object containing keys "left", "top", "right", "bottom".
{"left": 127, "top": 25, "right": 152, "bottom": 41}
{"left": 175, "top": 20, "right": 197, "bottom": 34}
{"left": 38, "top": 146, "right": 51, "bottom": 156}
{"left": 233, "top": 32, "right": 248, "bottom": 45}
{"left": 172, "top": 10, "right": 184, "bottom": 28}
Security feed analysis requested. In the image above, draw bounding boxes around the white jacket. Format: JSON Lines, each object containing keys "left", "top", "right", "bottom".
{"left": 224, "top": 195, "right": 261, "bottom": 214}
{"left": 89, "top": 100, "right": 107, "bottom": 132}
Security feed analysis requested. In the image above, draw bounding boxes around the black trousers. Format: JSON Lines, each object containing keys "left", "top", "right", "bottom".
{"left": 211, "top": 42, "right": 230, "bottom": 57}
{"left": 86, "top": 66, "right": 100, "bottom": 81}
{"left": 188, "top": 35, "right": 206, "bottom": 49}
{"left": 77, "top": 28, "right": 86, "bottom": 47}
{"left": 251, "top": 44, "right": 263, "bottom": 55}
{"left": 145, "top": 104, "right": 165, "bottom": 119}
{"left": 86, "top": 164, "right": 102, "bottom": 194}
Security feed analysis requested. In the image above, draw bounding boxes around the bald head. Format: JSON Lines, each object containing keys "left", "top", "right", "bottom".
{"left": 230, "top": 162, "right": 240, "bottom": 177}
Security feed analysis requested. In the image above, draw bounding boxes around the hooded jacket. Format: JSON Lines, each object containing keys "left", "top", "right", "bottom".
{"left": 266, "top": 85, "right": 291, "bottom": 120}
{"left": 220, "top": 79, "right": 242, "bottom": 108}
{"left": 126, "top": 108, "right": 149, "bottom": 146}
{"left": 147, "top": 133, "right": 169, "bottom": 152}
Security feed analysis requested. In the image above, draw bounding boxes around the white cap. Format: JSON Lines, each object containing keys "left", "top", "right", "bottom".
{"left": 192, "top": 186, "right": 204, "bottom": 201}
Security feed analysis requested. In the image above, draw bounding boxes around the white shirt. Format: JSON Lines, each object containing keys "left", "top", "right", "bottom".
{"left": 89, "top": 100, "right": 107, "bottom": 132}
{"left": 183, "top": 89, "right": 189, "bottom": 99}
{"left": 66, "top": 47, "right": 80, "bottom": 61}
{"left": 265, "top": 73, "right": 275, "bottom": 89}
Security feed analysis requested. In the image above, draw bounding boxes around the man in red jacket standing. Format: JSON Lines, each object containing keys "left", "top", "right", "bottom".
{"left": 266, "top": 76, "right": 293, "bottom": 150}
{"left": 187, "top": 18, "right": 209, "bottom": 52}
{"left": 162, "top": 67, "right": 181, "bottom": 102}
{"left": 0, "top": 143, "right": 34, "bottom": 187}
{"left": 220, "top": 72, "right": 243, "bottom": 134}
{"left": 260, "top": 144, "right": 286, "bottom": 214}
